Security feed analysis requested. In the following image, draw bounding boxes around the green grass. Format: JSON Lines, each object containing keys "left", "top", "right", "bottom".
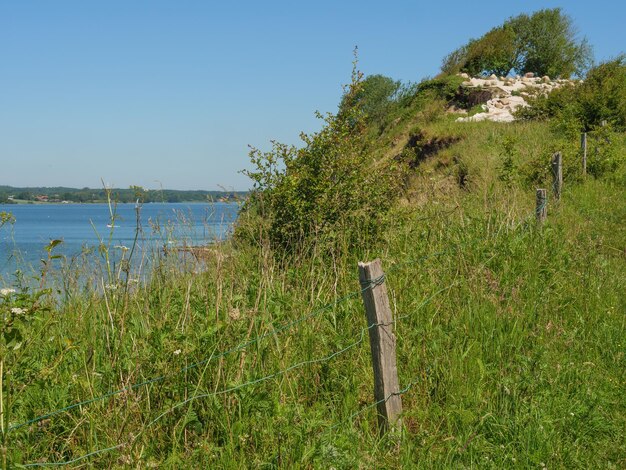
{"left": 1, "top": 120, "right": 625, "bottom": 468}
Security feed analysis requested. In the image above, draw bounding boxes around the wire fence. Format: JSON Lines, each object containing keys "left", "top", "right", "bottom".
{"left": 13, "top": 201, "right": 547, "bottom": 467}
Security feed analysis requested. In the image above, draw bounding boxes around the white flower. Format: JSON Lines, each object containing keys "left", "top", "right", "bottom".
{"left": 173, "top": 349, "right": 182, "bottom": 355}
{"left": 0, "top": 288, "right": 16, "bottom": 297}
{"left": 11, "top": 307, "right": 26, "bottom": 315}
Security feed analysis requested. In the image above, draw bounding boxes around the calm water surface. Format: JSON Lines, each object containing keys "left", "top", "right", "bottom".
{"left": 0, "top": 202, "right": 239, "bottom": 282}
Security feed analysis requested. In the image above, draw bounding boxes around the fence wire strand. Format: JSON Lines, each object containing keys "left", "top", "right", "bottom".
{"left": 20, "top": 326, "right": 372, "bottom": 467}
{"left": 15, "top": 201, "right": 547, "bottom": 466}
{"left": 9, "top": 285, "right": 366, "bottom": 432}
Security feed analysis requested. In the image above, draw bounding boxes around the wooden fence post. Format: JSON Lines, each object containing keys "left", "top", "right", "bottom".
{"left": 358, "top": 259, "right": 402, "bottom": 433}
{"left": 581, "top": 132, "right": 587, "bottom": 176}
{"left": 536, "top": 188, "right": 547, "bottom": 224}
{"left": 551, "top": 152, "right": 562, "bottom": 200}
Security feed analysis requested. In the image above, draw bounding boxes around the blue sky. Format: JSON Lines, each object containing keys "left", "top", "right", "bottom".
{"left": 1, "top": 1, "right": 623, "bottom": 190}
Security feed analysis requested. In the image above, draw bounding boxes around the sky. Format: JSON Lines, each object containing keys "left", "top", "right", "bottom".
{"left": 1, "top": 1, "right": 624, "bottom": 191}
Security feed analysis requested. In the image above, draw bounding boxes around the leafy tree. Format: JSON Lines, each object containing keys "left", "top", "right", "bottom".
{"left": 511, "top": 8, "right": 592, "bottom": 78}
{"left": 442, "top": 26, "right": 517, "bottom": 77}
{"left": 442, "top": 8, "right": 592, "bottom": 78}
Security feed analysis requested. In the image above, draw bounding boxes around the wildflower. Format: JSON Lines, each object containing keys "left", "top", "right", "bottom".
{"left": 114, "top": 245, "right": 129, "bottom": 251}
{"left": 173, "top": 349, "right": 182, "bottom": 355}
{"left": 11, "top": 307, "right": 26, "bottom": 315}
{"left": 0, "top": 288, "right": 16, "bottom": 297}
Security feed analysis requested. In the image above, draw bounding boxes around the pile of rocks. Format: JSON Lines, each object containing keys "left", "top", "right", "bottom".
{"left": 455, "top": 72, "right": 577, "bottom": 123}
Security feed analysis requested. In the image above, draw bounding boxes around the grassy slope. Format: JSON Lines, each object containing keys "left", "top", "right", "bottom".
{"left": 3, "top": 111, "right": 626, "bottom": 467}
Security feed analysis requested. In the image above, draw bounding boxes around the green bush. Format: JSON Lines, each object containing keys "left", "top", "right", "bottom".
{"left": 576, "top": 56, "right": 626, "bottom": 131}
{"left": 240, "top": 64, "right": 405, "bottom": 256}
{"left": 518, "top": 57, "right": 626, "bottom": 132}
{"left": 586, "top": 126, "right": 624, "bottom": 177}
{"left": 515, "top": 57, "right": 626, "bottom": 180}
{"left": 338, "top": 74, "right": 400, "bottom": 130}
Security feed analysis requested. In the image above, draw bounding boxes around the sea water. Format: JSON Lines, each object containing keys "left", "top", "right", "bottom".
{"left": 0, "top": 202, "right": 239, "bottom": 284}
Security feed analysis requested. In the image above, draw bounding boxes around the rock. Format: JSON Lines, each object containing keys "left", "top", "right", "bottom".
{"left": 489, "top": 74, "right": 498, "bottom": 80}
{"left": 454, "top": 75, "right": 577, "bottom": 124}
{"left": 460, "top": 72, "right": 469, "bottom": 79}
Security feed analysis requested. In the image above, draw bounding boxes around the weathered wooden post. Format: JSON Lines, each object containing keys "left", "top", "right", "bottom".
{"left": 358, "top": 259, "right": 402, "bottom": 433}
{"left": 551, "top": 152, "right": 563, "bottom": 200}
{"left": 536, "top": 188, "right": 547, "bottom": 224}
{"left": 581, "top": 132, "right": 587, "bottom": 176}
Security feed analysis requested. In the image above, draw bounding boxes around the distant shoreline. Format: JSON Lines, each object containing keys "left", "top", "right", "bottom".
{"left": 0, "top": 199, "right": 241, "bottom": 205}
{"left": 0, "top": 186, "right": 248, "bottom": 205}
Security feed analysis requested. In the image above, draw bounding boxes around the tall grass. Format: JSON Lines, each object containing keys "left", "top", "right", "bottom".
{"left": 2, "top": 121, "right": 625, "bottom": 468}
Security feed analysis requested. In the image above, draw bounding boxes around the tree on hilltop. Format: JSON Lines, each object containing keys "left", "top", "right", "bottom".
{"left": 442, "top": 8, "right": 592, "bottom": 78}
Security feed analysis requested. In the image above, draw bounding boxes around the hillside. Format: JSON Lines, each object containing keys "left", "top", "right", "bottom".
{"left": 2, "top": 15, "right": 625, "bottom": 469}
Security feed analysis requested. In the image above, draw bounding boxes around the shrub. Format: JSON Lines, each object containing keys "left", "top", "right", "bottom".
{"left": 240, "top": 61, "right": 405, "bottom": 256}
{"left": 520, "top": 56, "right": 626, "bottom": 131}
{"left": 576, "top": 56, "right": 626, "bottom": 131}
{"left": 338, "top": 74, "right": 400, "bottom": 130}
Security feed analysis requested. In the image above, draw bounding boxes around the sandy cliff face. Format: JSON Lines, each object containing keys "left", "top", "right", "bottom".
{"left": 454, "top": 73, "right": 579, "bottom": 123}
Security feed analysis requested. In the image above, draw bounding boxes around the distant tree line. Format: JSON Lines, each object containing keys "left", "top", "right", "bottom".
{"left": 0, "top": 186, "right": 247, "bottom": 204}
